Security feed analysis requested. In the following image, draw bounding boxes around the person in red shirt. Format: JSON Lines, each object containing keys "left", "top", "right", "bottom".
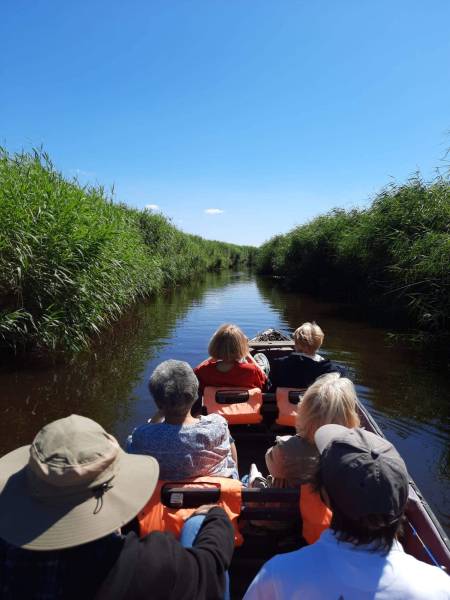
{"left": 194, "top": 323, "right": 268, "bottom": 394}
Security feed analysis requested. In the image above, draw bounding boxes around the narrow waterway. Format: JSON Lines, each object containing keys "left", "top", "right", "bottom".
{"left": 1, "top": 271, "right": 449, "bottom": 534}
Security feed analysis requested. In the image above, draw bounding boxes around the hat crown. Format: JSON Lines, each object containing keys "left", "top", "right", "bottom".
{"left": 315, "top": 425, "right": 409, "bottom": 520}
{"left": 29, "top": 415, "right": 120, "bottom": 491}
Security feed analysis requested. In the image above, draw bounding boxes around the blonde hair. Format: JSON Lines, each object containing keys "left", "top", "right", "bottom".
{"left": 296, "top": 373, "right": 360, "bottom": 443}
{"left": 294, "top": 322, "right": 324, "bottom": 354}
{"left": 208, "top": 323, "right": 249, "bottom": 361}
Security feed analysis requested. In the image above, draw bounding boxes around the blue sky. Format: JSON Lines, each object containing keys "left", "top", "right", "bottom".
{"left": 1, "top": 1, "right": 449, "bottom": 246}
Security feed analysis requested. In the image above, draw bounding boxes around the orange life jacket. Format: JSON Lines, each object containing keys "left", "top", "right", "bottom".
{"left": 203, "top": 387, "right": 263, "bottom": 425}
{"left": 300, "top": 483, "right": 332, "bottom": 544}
{"left": 275, "top": 387, "right": 306, "bottom": 427}
{"left": 138, "top": 476, "right": 244, "bottom": 546}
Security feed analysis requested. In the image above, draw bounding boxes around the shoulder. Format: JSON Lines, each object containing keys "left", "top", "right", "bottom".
{"left": 197, "top": 414, "right": 230, "bottom": 444}
{"left": 320, "top": 359, "right": 346, "bottom": 375}
{"left": 127, "top": 423, "right": 165, "bottom": 451}
{"left": 235, "top": 361, "right": 259, "bottom": 372}
{"left": 194, "top": 358, "right": 215, "bottom": 372}
{"left": 277, "top": 434, "right": 308, "bottom": 450}
{"left": 273, "top": 434, "right": 295, "bottom": 448}
{"left": 201, "top": 413, "right": 228, "bottom": 428}
{"left": 272, "top": 355, "right": 290, "bottom": 365}
{"left": 390, "top": 550, "right": 450, "bottom": 592}
{"left": 270, "top": 435, "right": 315, "bottom": 459}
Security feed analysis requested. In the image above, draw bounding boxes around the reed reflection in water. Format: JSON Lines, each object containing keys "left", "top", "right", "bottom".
{"left": 0, "top": 271, "right": 448, "bottom": 534}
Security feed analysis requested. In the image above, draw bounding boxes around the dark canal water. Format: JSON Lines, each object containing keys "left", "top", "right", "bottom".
{"left": 1, "top": 271, "right": 449, "bottom": 533}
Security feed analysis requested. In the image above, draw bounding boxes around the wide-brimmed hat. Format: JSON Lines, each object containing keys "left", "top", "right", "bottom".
{"left": 0, "top": 414, "right": 159, "bottom": 551}
{"left": 314, "top": 424, "right": 409, "bottom": 520}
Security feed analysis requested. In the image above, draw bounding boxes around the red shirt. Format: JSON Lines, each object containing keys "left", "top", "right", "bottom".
{"left": 194, "top": 358, "right": 268, "bottom": 394}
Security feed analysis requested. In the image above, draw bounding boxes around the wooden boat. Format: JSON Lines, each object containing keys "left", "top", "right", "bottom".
{"left": 153, "top": 334, "right": 450, "bottom": 597}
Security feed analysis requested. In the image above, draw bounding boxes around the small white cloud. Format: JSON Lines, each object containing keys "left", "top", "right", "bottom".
{"left": 71, "top": 168, "right": 95, "bottom": 178}
{"left": 204, "top": 208, "right": 224, "bottom": 215}
{"left": 145, "top": 204, "right": 160, "bottom": 210}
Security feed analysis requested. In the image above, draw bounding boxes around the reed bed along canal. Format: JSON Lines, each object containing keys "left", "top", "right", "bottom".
{"left": 1, "top": 271, "right": 448, "bottom": 535}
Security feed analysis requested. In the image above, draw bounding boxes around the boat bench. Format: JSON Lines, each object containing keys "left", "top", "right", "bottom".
{"left": 202, "top": 386, "right": 306, "bottom": 428}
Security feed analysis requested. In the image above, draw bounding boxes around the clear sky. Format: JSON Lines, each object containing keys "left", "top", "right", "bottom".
{"left": 1, "top": 1, "right": 449, "bottom": 246}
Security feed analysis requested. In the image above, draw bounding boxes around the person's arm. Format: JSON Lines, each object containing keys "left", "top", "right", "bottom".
{"left": 257, "top": 366, "right": 268, "bottom": 389}
{"left": 245, "top": 351, "right": 259, "bottom": 366}
{"left": 230, "top": 440, "right": 238, "bottom": 470}
{"left": 135, "top": 507, "right": 235, "bottom": 600}
{"left": 193, "top": 364, "right": 206, "bottom": 397}
{"left": 245, "top": 352, "right": 266, "bottom": 375}
{"left": 95, "top": 508, "right": 234, "bottom": 600}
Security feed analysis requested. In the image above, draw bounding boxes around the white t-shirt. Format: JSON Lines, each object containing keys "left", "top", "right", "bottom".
{"left": 243, "top": 529, "right": 450, "bottom": 600}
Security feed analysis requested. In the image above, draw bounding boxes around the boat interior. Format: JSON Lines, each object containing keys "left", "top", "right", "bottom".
{"left": 127, "top": 339, "right": 450, "bottom": 598}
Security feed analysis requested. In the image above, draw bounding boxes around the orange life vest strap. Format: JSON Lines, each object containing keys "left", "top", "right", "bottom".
{"left": 138, "top": 476, "right": 244, "bottom": 546}
{"left": 275, "top": 387, "right": 306, "bottom": 427}
{"left": 299, "top": 483, "right": 332, "bottom": 544}
{"left": 203, "top": 387, "right": 263, "bottom": 425}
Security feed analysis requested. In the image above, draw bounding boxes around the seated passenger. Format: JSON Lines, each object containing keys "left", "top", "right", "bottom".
{"left": 244, "top": 425, "right": 450, "bottom": 600}
{"left": 266, "top": 373, "right": 360, "bottom": 487}
{"left": 127, "top": 359, "right": 239, "bottom": 480}
{"left": 194, "top": 323, "right": 268, "bottom": 395}
{"left": 269, "top": 322, "right": 346, "bottom": 390}
{"left": 0, "top": 415, "right": 234, "bottom": 600}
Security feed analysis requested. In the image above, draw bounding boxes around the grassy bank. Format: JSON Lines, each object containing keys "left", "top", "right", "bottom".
{"left": 0, "top": 149, "right": 255, "bottom": 353}
{"left": 257, "top": 175, "right": 450, "bottom": 341}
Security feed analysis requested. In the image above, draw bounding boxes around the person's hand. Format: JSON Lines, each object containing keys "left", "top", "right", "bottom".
{"left": 192, "top": 504, "right": 219, "bottom": 516}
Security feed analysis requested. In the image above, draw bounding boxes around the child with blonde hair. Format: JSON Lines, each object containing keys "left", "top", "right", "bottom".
{"left": 269, "top": 322, "right": 346, "bottom": 390}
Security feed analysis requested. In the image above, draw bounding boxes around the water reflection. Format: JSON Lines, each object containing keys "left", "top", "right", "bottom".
{"left": 0, "top": 272, "right": 242, "bottom": 454}
{"left": 0, "top": 272, "right": 448, "bottom": 534}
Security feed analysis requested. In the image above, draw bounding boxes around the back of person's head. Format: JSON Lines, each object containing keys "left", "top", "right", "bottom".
{"left": 293, "top": 322, "right": 324, "bottom": 354}
{"left": 208, "top": 323, "right": 249, "bottom": 361}
{"left": 296, "top": 373, "right": 360, "bottom": 443}
{"left": 314, "top": 424, "right": 409, "bottom": 552}
{"left": 149, "top": 359, "right": 199, "bottom": 416}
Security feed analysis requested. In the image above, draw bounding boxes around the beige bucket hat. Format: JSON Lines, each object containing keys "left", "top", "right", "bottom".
{"left": 0, "top": 414, "right": 159, "bottom": 551}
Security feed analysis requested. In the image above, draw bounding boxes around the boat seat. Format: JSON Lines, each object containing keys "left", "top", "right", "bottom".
{"left": 203, "top": 387, "right": 263, "bottom": 425}
{"left": 138, "top": 479, "right": 331, "bottom": 547}
{"left": 275, "top": 387, "right": 306, "bottom": 427}
{"left": 138, "top": 476, "right": 244, "bottom": 546}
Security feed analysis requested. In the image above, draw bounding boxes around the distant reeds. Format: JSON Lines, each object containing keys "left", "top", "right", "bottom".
{"left": 0, "top": 149, "right": 255, "bottom": 353}
{"left": 257, "top": 174, "right": 450, "bottom": 341}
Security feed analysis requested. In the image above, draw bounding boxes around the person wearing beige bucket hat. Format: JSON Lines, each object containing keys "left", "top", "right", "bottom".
{"left": 0, "top": 414, "right": 234, "bottom": 599}
{"left": 244, "top": 425, "right": 450, "bottom": 600}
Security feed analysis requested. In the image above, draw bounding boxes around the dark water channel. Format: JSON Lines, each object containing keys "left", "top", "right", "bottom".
{"left": 1, "top": 271, "right": 449, "bottom": 534}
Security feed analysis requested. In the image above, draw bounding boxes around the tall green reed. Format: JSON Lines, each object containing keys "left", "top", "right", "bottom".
{"left": 0, "top": 149, "right": 254, "bottom": 353}
{"left": 256, "top": 174, "right": 450, "bottom": 340}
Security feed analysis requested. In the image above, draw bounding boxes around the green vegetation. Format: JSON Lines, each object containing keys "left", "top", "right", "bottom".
{"left": 0, "top": 149, "right": 255, "bottom": 353}
{"left": 257, "top": 175, "right": 450, "bottom": 340}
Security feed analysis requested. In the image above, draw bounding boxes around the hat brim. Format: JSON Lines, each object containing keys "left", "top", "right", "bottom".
{"left": 0, "top": 445, "right": 159, "bottom": 551}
